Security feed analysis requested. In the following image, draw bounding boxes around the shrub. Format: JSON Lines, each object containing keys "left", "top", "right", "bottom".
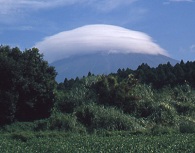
{"left": 34, "top": 113, "right": 86, "bottom": 133}
{"left": 48, "top": 113, "right": 77, "bottom": 131}
{"left": 173, "top": 102, "right": 195, "bottom": 116}
{"left": 11, "top": 132, "right": 34, "bottom": 142}
{"left": 179, "top": 117, "right": 195, "bottom": 133}
{"left": 34, "top": 119, "right": 49, "bottom": 131}
{"left": 1, "top": 122, "right": 35, "bottom": 132}
{"left": 75, "top": 104, "right": 145, "bottom": 132}
{"left": 55, "top": 79, "right": 97, "bottom": 114}
{"left": 151, "top": 125, "right": 178, "bottom": 135}
{"left": 150, "top": 102, "right": 178, "bottom": 126}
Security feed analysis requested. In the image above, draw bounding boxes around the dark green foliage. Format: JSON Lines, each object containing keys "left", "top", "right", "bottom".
{"left": 75, "top": 106, "right": 95, "bottom": 127}
{"left": 11, "top": 132, "right": 34, "bottom": 142}
{"left": 0, "top": 91, "right": 18, "bottom": 125}
{"left": 75, "top": 103, "right": 145, "bottom": 132}
{"left": 180, "top": 122, "right": 195, "bottom": 133}
{"left": 150, "top": 102, "right": 178, "bottom": 126}
{"left": 151, "top": 125, "right": 178, "bottom": 135}
{"left": 1, "top": 44, "right": 195, "bottom": 138}
{"left": 34, "top": 113, "right": 86, "bottom": 133}
{"left": 0, "top": 132, "right": 195, "bottom": 152}
{"left": 133, "top": 60, "right": 195, "bottom": 88}
{"left": 0, "top": 45, "right": 57, "bottom": 124}
{"left": 92, "top": 75, "right": 118, "bottom": 106}
{"left": 92, "top": 75, "right": 137, "bottom": 110}
{"left": 48, "top": 113, "right": 79, "bottom": 131}
{"left": 114, "top": 60, "right": 195, "bottom": 89}
{"left": 92, "top": 75, "right": 157, "bottom": 118}
{"left": 179, "top": 117, "right": 195, "bottom": 133}
{"left": 0, "top": 49, "right": 19, "bottom": 125}
{"left": 173, "top": 102, "right": 195, "bottom": 116}
{"left": 1, "top": 122, "right": 35, "bottom": 133}
{"left": 15, "top": 48, "right": 57, "bottom": 121}
{"left": 55, "top": 71, "right": 195, "bottom": 134}
{"left": 55, "top": 75, "right": 99, "bottom": 113}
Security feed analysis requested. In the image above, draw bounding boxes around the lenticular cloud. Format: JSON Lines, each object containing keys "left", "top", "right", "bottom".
{"left": 35, "top": 24, "right": 168, "bottom": 63}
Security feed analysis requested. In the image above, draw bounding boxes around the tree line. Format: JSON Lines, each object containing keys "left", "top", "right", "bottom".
{"left": 116, "top": 61, "right": 195, "bottom": 89}
{"left": 60, "top": 60, "right": 195, "bottom": 91}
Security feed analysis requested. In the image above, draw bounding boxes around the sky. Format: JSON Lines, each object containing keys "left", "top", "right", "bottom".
{"left": 0, "top": 0, "right": 195, "bottom": 62}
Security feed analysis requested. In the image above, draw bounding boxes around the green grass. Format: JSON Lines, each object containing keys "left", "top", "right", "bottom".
{"left": 0, "top": 132, "right": 194, "bottom": 153}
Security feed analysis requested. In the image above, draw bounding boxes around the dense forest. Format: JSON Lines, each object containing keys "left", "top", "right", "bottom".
{"left": 0, "top": 45, "right": 195, "bottom": 135}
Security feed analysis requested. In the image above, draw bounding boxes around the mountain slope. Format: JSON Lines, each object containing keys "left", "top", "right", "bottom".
{"left": 51, "top": 52, "right": 178, "bottom": 82}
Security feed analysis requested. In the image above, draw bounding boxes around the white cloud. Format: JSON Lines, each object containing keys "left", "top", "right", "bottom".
{"left": 169, "top": 0, "right": 194, "bottom": 2}
{"left": 190, "top": 44, "right": 195, "bottom": 52}
{"left": 0, "top": 0, "right": 138, "bottom": 24}
{"left": 89, "top": 0, "right": 138, "bottom": 12}
{"left": 164, "top": 0, "right": 194, "bottom": 4}
{"left": 0, "top": 0, "right": 79, "bottom": 15}
{"left": 0, "top": 0, "right": 137, "bottom": 15}
{"left": 35, "top": 24, "right": 168, "bottom": 63}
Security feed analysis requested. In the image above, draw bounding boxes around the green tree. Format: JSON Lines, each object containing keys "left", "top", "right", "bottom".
{"left": 173, "top": 63, "right": 185, "bottom": 84}
{"left": 0, "top": 46, "right": 57, "bottom": 124}
{"left": 0, "top": 52, "right": 19, "bottom": 124}
{"left": 15, "top": 48, "right": 57, "bottom": 121}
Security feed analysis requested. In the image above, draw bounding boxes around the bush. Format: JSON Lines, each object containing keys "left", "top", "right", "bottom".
{"left": 151, "top": 125, "right": 178, "bottom": 135}
{"left": 173, "top": 102, "right": 195, "bottom": 116}
{"left": 34, "top": 119, "right": 49, "bottom": 131}
{"left": 179, "top": 117, "right": 195, "bottom": 133}
{"left": 55, "top": 79, "right": 97, "bottom": 113}
{"left": 123, "top": 84, "right": 156, "bottom": 117}
{"left": 1, "top": 122, "right": 35, "bottom": 132}
{"left": 34, "top": 113, "right": 86, "bottom": 133}
{"left": 48, "top": 113, "right": 77, "bottom": 131}
{"left": 11, "top": 132, "right": 34, "bottom": 142}
{"left": 75, "top": 104, "right": 145, "bottom": 132}
{"left": 150, "top": 102, "right": 178, "bottom": 126}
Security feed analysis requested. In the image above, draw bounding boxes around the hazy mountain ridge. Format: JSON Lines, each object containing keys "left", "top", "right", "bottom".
{"left": 51, "top": 52, "right": 178, "bottom": 82}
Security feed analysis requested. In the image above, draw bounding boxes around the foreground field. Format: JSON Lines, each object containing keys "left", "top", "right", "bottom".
{"left": 0, "top": 132, "right": 194, "bottom": 153}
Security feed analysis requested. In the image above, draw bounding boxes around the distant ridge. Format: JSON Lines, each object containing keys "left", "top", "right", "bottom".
{"left": 51, "top": 52, "right": 178, "bottom": 82}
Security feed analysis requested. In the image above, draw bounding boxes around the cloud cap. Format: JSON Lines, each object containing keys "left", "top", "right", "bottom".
{"left": 35, "top": 24, "right": 168, "bottom": 63}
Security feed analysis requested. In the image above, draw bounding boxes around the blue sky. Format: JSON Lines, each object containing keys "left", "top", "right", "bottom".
{"left": 0, "top": 0, "right": 195, "bottom": 62}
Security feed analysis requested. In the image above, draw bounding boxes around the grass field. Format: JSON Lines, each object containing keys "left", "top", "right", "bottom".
{"left": 0, "top": 132, "right": 194, "bottom": 153}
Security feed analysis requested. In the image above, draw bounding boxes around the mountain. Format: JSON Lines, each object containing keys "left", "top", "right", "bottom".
{"left": 35, "top": 24, "right": 179, "bottom": 82}
{"left": 51, "top": 52, "right": 178, "bottom": 82}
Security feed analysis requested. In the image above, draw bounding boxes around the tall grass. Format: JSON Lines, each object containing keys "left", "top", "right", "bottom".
{"left": 75, "top": 103, "right": 146, "bottom": 132}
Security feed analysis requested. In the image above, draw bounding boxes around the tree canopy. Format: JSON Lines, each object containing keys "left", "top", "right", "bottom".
{"left": 0, "top": 45, "right": 57, "bottom": 125}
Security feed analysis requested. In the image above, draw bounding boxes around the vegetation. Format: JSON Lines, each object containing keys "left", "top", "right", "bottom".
{"left": 0, "top": 132, "right": 194, "bottom": 152}
{"left": 55, "top": 74, "right": 195, "bottom": 134}
{"left": 0, "top": 45, "right": 195, "bottom": 152}
{"left": 0, "top": 45, "right": 57, "bottom": 125}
